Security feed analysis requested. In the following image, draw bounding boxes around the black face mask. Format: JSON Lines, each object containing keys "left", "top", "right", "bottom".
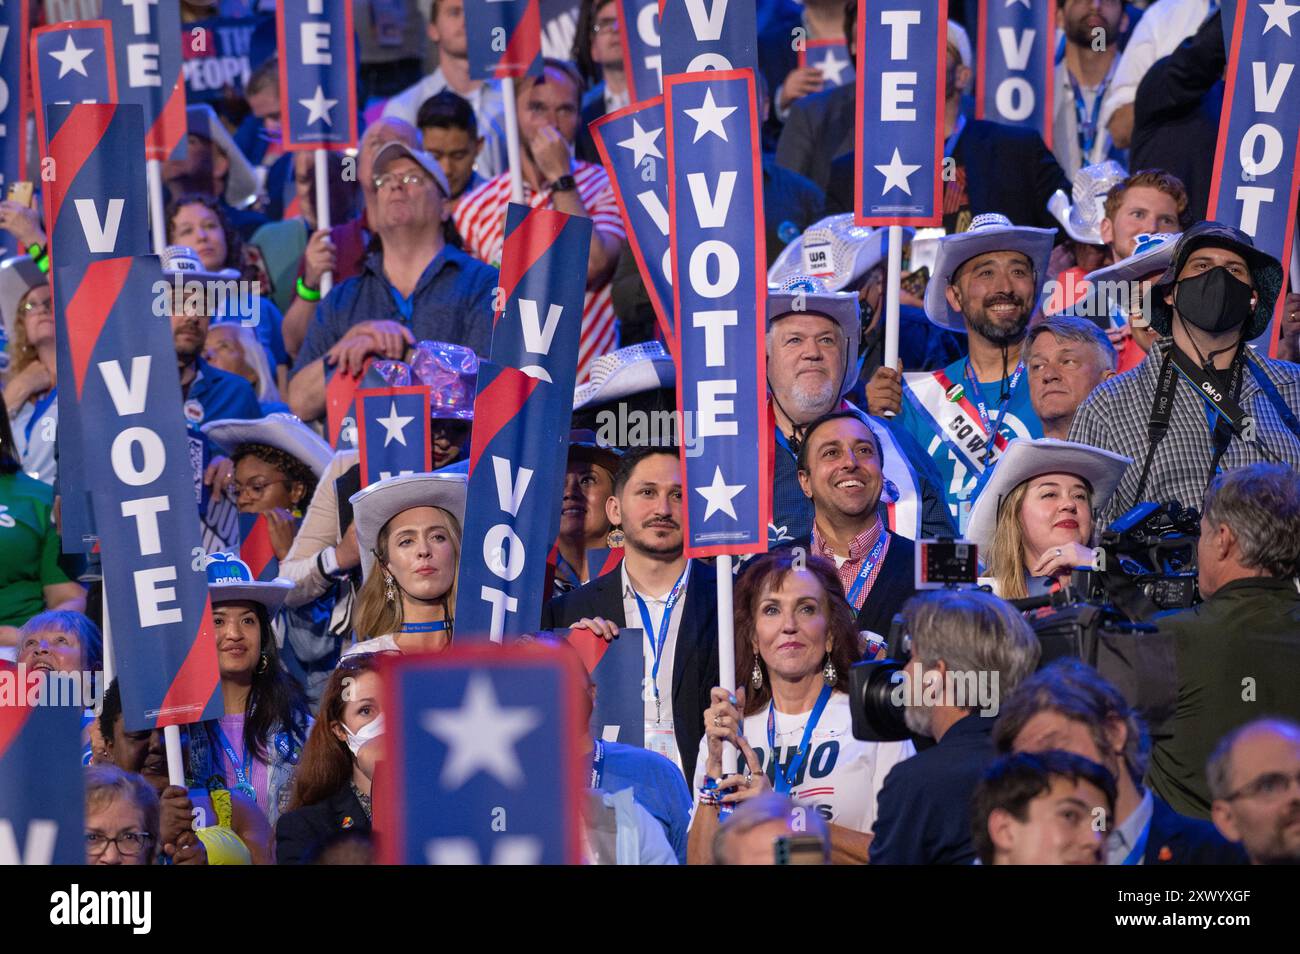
{"left": 1173, "top": 266, "right": 1255, "bottom": 335}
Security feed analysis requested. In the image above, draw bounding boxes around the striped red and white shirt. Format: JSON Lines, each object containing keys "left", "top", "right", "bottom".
{"left": 453, "top": 161, "right": 626, "bottom": 382}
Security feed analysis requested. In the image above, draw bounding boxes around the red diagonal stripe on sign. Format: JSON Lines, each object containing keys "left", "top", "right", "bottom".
{"left": 566, "top": 626, "right": 610, "bottom": 673}
{"left": 66, "top": 257, "right": 134, "bottom": 401}
{"left": 467, "top": 367, "right": 538, "bottom": 475}
{"left": 47, "top": 103, "right": 116, "bottom": 236}
{"left": 495, "top": 205, "right": 568, "bottom": 325}
{"left": 240, "top": 515, "right": 275, "bottom": 580}
{"left": 0, "top": 664, "right": 34, "bottom": 756}
{"left": 498, "top": 0, "right": 542, "bottom": 78}
{"left": 147, "top": 77, "right": 188, "bottom": 161}
{"left": 325, "top": 359, "right": 373, "bottom": 446}
{"left": 157, "top": 597, "right": 220, "bottom": 728}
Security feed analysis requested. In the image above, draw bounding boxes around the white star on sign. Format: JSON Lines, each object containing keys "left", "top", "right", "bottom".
{"left": 421, "top": 673, "right": 542, "bottom": 789}
{"left": 48, "top": 34, "right": 93, "bottom": 79}
{"left": 684, "top": 88, "right": 737, "bottom": 143}
{"left": 616, "top": 119, "right": 664, "bottom": 167}
{"left": 376, "top": 400, "right": 414, "bottom": 447}
{"left": 298, "top": 84, "right": 338, "bottom": 126}
{"left": 696, "top": 466, "right": 745, "bottom": 521}
{"left": 815, "top": 50, "right": 850, "bottom": 86}
{"left": 875, "top": 147, "right": 922, "bottom": 196}
{"left": 1005, "top": 0, "right": 1032, "bottom": 8}
{"left": 1260, "top": 0, "right": 1300, "bottom": 36}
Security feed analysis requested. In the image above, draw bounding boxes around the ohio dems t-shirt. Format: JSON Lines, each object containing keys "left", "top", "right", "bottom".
{"left": 691, "top": 692, "right": 914, "bottom": 833}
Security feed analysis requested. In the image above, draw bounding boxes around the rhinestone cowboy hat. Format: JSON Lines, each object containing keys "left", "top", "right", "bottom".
{"left": 202, "top": 412, "right": 335, "bottom": 479}
{"left": 350, "top": 472, "right": 468, "bottom": 580}
{"left": 205, "top": 553, "right": 294, "bottom": 614}
{"left": 1047, "top": 160, "right": 1128, "bottom": 246}
{"left": 573, "top": 340, "right": 676, "bottom": 411}
{"left": 768, "top": 214, "right": 915, "bottom": 292}
{"left": 766, "top": 274, "right": 862, "bottom": 399}
{"left": 924, "top": 213, "right": 1057, "bottom": 332}
{"left": 1083, "top": 232, "right": 1181, "bottom": 318}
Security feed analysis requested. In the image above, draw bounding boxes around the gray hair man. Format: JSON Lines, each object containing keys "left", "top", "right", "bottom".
{"left": 712, "top": 792, "right": 831, "bottom": 865}
{"left": 1147, "top": 464, "right": 1300, "bottom": 818}
{"left": 1024, "top": 315, "right": 1117, "bottom": 439}
{"left": 1207, "top": 718, "right": 1300, "bottom": 864}
{"left": 869, "top": 590, "right": 1040, "bottom": 865}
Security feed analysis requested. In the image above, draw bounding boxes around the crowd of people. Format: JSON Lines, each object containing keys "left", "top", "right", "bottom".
{"left": 2, "top": 0, "right": 1299, "bottom": 866}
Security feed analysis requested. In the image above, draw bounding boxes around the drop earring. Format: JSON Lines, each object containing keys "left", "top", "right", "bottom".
{"left": 606, "top": 526, "right": 625, "bottom": 548}
{"left": 750, "top": 656, "right": 763, "bottom": 690}
{"left": 384, "top": 573, "right": 397, "bottom": 603}
{"left": 822, "top": 653, "right": 837, "bottom": 686}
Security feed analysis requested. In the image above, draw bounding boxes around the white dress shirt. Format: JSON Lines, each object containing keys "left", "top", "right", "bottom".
{"left": 620, "top": 559, "right": 692, "bottom": 774}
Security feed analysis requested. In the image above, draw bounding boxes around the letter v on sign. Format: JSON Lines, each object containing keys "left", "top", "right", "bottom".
{"left": 44, "top": 105, "right": 117, "bottom": 237}
{"left": 66, "top": 258, "right": 135, "bottom": 400}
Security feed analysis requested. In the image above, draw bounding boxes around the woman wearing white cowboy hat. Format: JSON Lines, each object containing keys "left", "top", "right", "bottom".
{"left": 966, "top": 438, "right": 1132, "bottom": 600}
{"left": 1, "top": 255, "right": 58, "bottom": 484}
{"left": 189, "top": 553, "right": 312, "bottom": 832}
{"left": 343, "top": 471, "right": 468, "bottom": 658}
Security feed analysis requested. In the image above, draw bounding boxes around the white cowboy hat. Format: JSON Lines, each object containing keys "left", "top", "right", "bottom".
{"left": 947, "top": 21, "right": 973, "bottom": 68}
{"left": 186, "top": 104, "right": 260, "bottom": 210}
{"left": 964, "top": 438, "right": 1133, "bottom": 556}
{"left": 767, "top": 274, "right": 861, "bottom": 399}
{"left": 205, "top": 553, "right": 294, "bottom": 615}
{"left": 1083, "top": 232, "right": 1181, "bottom": 319}
{"left": 0, "top": 255, "right": 45, "bottom": 346}
{"left": 161, "top": 244, "right": 241, "bottom": 283}
{"left": 573, "top": 340, "right": 675, "bottom": 410}
{"left": 768, "top": 214, "right": 915, "bottom": 293}
{"left": 202, "top": 412, "right": 334, "bottom": 478}
{"left": 1047, "top": 161, "right": 1127, "bottom": 246}
{"left": 924, "top": 213, "right": 1057, "bottom": 332}
{"left": 350, "top": 472, "right": 468, "bottom": 580}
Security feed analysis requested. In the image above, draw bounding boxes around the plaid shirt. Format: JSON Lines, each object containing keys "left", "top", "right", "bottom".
{"left": 1069, "top": 338, "right": 1300, "bottom": 527}
{"left": 811, "top": 515, "right": 891, "bottom": 612}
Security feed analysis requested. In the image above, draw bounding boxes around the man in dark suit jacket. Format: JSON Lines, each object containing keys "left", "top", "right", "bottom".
{"left": 993, "top": 658, "right": 1246, "bottom": 865}
{"left": 870, "top": 590, "right": 1041, "bottom": 864}
{"left": 541, "top": 446, "right": 719, "bottom": 783}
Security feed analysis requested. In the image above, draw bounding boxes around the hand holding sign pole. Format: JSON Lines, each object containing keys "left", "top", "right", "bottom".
{"left": 277, "top": 1, "right": 359, "bottom": 297}
{"left": 855, "top": 2, "right": 948, "bottom": 410}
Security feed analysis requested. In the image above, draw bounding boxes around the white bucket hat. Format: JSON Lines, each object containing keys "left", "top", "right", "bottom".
{"left": 205, "top": 552, "right": 294, "bottom": 615}
{"left": 350, "top": 472, "right": 468, "bottom": 580}
{"left": 768, "top": 213, "right": 915, "bottom": 292}
{"left": 202, "top": 412, "right": 334, "bottom": 478}
{"left": 573, "top": 340, "right": 675, "bottom": 410}
{"left": 1047, "top": 161, "right": 1128, "bottom": 246}
{"left": 766, "top": 274, "right": 861, "bottom": 399}
{"left": 924, "top": 213, "right": 1057, "bottom": 332}
{"left": 964, "top": 438, "right": 1133, "bottom": 556}
{"left": 161, "top": 244, "right": 241, "bottom": 283}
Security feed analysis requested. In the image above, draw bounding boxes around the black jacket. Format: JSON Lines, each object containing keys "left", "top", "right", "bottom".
{"left": 1144, "top": 794, "right": 1246, "bottom": 865}
{"left": 785, "top": 532, "right": 918, "bottom": 639}
{"left": 774, "top": 83, "right": 856, "bottom": 190}
{"left": 826, "top": 118, "right": 1068, "bottom": 232}
{"left": 275, "top": 785, "right": 371, "bottom": 865}
{"left": 541, "top": 559, "right": 720, "bottom": 779}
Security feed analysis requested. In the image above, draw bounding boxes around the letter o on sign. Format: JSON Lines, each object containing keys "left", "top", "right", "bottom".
{"left": 1239, "top": 123, "right": 1283, "bottom": 179}
{"left": 995, "top": 78, "right": 1035, "bottom": 122}
{"left": 483, "top": 524, "right": 526, "bottom": 582}
{"left": 689, "top": 240, "right": 740, "bottom": 299}
{"left": 111, "top": 427, "right": 166, "bottom": 486}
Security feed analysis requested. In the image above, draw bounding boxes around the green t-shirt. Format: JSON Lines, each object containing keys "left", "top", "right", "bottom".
{"left": 0, "top": 470, "right": 73, "bottom": 627}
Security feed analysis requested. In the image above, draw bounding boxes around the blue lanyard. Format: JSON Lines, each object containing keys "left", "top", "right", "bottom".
{"left": 631, "top": 566, "right": 689, "bottom": 722}
{"left": 963, "top": 361, "right": 1023, "bottom": 464}
{"left": 944, "top": 113, "right": 966, "bottom": 159}
{"left": 767, "top": 684, "right": 834, "bottom": 795}
{"left": 213, "top": 723, "right": 253, "bottom": 794}
{"left": 400, "top": 620, "right": 450, "bottom": 633}
{"left": 1068, "top": 59, "right": 1117, "bottom": 158}
{"left": 844, "top": 531, "right": 889, "bottom": 610}
{"left": 387, "top": 283, "right": 415, "bottom": 324}
{"left": 23, "top": 387, "right": 56, "bottom": 445}
{"left": 1121, "top": 816, "right": 1151, "bottom": 866}
{"left": 774, "top": 426, "right": 795, "bottom": 457}
{"left": 590, "top": 740, "right": 605, "bottom": 790}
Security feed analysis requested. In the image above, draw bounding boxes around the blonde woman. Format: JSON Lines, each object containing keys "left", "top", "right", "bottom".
{"left": 1, "top": 256, "right": 57, "bottom": 483}
{"left": 204, "top": 323, "right": 289, "bottom": 415}
{"left": 342, "top": 472, "right": 467, "bottom": 658}
{"left": 966, "top": 439, "right": 1132, "bottom": 599}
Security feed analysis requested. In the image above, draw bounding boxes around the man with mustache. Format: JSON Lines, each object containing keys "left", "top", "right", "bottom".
{"left": 866, "top": 214, "right": 1052, "bottom": 526}
{"left": 541, "top": 446, "right": 719, "bottom": 784}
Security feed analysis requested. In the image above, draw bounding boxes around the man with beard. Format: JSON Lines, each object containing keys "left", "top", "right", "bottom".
{"left": 541, "top": 447, "right": 719, "bottom": 784}
{"left": 1069, "top": 223, "right": 1300, "bottom": 528}
{"left": 1051, "top": 0, "right": 1130, "bottom": 178}
{"left": 1208, "top": 719, "right": 1300, "bottom": 865}
{"left": 866, "top": 214, "right": 1054, "bottom": 526}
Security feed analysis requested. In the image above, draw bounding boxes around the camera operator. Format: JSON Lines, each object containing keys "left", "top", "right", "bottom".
{"left": 869, "top": 590, "right": 1040, "bottom": 865}
{"left": 1147, "top": 463, "right": 1300, "bottom": 820}
{"left": 1070, "top": 222, "right": 1300, "bottom": 529}
{"left": 965, "top": 437, "right": 1131, "bottom": 599}
{"left": 995, "top": 658, "right": 1245, "bottom": 864}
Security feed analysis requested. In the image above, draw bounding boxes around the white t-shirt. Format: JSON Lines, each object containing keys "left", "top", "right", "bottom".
{"left": 691, "top": 691, "right": 915, "bottom": 834}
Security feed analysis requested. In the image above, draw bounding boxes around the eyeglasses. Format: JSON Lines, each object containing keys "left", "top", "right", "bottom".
{"left": 21, "top": 297, "right": 52, "bottom": 316}
{"left": 1225, "top": 770, "right": 1300, "bottom": 802}
{"left": 85, "top": 831, "right": 153, "bottom": 857}
{"left": 592, "top": 17, "right": 620, "bottom": 34}
{"left": 228, "top": 478, "right": 293, "bottom": 499}
{"left": 373, "top": 171, "right": 430, "bottom": 191}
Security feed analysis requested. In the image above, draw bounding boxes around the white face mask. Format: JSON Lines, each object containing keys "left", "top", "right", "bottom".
{"left": 344, "top": 713, "right": 385, "bottom": 756}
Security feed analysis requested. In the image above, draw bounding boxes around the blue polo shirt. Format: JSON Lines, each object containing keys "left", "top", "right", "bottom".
{"left": 292, "top": 244, "right": 499, "bottom": 374}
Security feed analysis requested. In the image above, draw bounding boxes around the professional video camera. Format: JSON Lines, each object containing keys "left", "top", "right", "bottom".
{"left": 1079, "top": 501, "right": 1202, "bottom": 618}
